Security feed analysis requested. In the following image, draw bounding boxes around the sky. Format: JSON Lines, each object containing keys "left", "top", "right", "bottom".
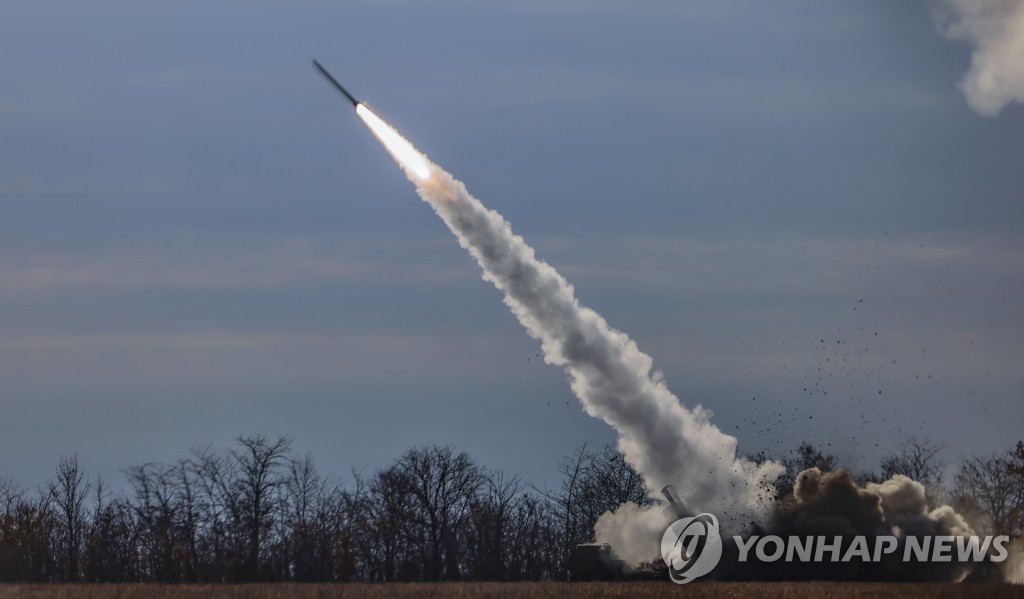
{"left": 1, "top": 0, "right": 1022, "bottom": 492}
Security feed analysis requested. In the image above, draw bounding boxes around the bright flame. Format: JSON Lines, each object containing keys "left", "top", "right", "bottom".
{"left": 356, "top": 104, "right": 432, "bottom": 180}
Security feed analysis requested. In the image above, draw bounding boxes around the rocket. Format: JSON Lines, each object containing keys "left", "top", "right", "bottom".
{"left": 313, "top": 59, "right": 433, "bottom": 180}
{"left": 313, "top": 60, "right": 359, "bottom": 107}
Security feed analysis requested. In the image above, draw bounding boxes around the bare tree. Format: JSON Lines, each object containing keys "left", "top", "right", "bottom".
{"left": 546, "top": 442, "right": 590, "bottom": 574}
{"left": 464, "top": 471, "right": 521, "bottom": 580}
{"left": 464, "top": 471, "right": 559, "bottom": 581}
{"left": 0, "top": 478, "right": 28, "bottom": 581}
{"left": 47, "top": 454, "right": 90, "bottom": 581}
{"left": 880, "top": 436, "right": 947, "bottom": 504}
{"left": 500, "top": 490, "right": 558, "bottom": 580}
{"left": 366, "top": 464, "right": 414, "bottom": 581}
{"left": 83, "top": 476, "right": 106, "bottom": 581}
{"left": 232, "top": 433, "right": 293, "bottom": 581}
{"left": 84, "top": 477, "right": 135, "bottom": 582}
{"left": 173, "top": 460, "right": 201, "bottom": 582}
{"left": 575, "top": 445, "right": 650, "bottom": 523}
{"left": 0, "top": 477, "right": 22, "bottom": 514}
{"left": 278, "top": 453, "right": 337, "bottom": 581}
{"left": 126, "top": 462, "right": 183, "bottom": 581}
{"left": 191, "top": 443, "right": 244, "bottom": 581}
{"left": 395, "top": 445, "right": 484, "bottom": 581}
{"left": 0, "top": 489, "right": 57, "bottom": 581}
{"left": 953, "top": 444, "right": 1024, "bottom": 537}
{"left": 339, "top": 469, "right": 377, "bottom": 581}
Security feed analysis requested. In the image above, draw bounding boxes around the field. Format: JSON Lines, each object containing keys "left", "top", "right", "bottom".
{"left": 1, "top": 583, "right": 1022, "bottom": 599}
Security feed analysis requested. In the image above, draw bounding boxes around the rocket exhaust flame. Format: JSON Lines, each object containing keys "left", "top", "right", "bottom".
{"left": 344, "top": 103, "right": 783, "bottom": 538}
{"left": 312, "top": 60, "right": 430, "bottom": 179}
{"left": 356, "top": 104, "right": 432, "bottom": 181}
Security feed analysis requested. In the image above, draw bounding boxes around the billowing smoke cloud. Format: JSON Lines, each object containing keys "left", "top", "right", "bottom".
{"left": 787, "top": 469, "right": 975, "bottom": 580}
{"left": 708, "top": 468, "right": 992, "bottom": 582}
{"left": 594, "top": 468, "right": 993, "bottom": 579}
{"left": 934, "top": 0, "right": 1024, "bottom": 116}
{"left": 593, "top": 502, "right": 673, "bottom": 566}
{"left": 356, "top": 106, "right": 782, "bottom": 536}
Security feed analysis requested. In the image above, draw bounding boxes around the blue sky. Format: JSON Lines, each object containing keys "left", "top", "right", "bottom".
{"left": 1, "top": 1, "right": 1022, "bottom": 490}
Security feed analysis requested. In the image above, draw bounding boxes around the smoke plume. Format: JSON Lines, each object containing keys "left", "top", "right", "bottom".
{"left": 706, "top": 468, "right": 993, "bottom": 582}
{"left": 782, "top": 469, "right": 976, "bottom": 580}
{"left": 357, "top": 106, "right": 782, "bottom": 536}
{"left": 935, "top": 0, "right": 1024, "bottom": 116}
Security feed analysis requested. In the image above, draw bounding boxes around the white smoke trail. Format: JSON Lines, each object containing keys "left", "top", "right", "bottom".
{"left": 356, "top": 106, "right": 783, "bottom": 541}
{"left": 934, "top": 0, "right": 1024, "bottom": 117}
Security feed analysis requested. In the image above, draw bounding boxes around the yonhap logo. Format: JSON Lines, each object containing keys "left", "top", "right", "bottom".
{"left": 659, "top": 509, "right": 1009, "bottom": 583}
{"left": 661, "top": 513, "right": 723, "bottom": 584}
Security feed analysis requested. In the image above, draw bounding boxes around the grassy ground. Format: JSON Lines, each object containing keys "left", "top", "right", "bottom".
{"left": 0, "top": 582, "right": 1022, "bottom": 599}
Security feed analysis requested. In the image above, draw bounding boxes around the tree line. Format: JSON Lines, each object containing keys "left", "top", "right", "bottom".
{"left": 0, "top": 434, "right": 1020, "bottom": 582}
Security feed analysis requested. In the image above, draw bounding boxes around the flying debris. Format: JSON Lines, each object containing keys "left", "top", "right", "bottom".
{"left": 313, "top": 59, "right": 359, "bottom": 107}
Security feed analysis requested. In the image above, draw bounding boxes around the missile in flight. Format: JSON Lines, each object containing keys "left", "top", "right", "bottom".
{"left": 313, "top": 59, "right": 359, "bottom": 107}
{"left": 312, "top": 59, "right": 432, "bottom": 180}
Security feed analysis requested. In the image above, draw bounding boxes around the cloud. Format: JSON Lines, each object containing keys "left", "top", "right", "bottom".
{"left": 935, "top": 0, "right": 1024, "bottom": 116}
